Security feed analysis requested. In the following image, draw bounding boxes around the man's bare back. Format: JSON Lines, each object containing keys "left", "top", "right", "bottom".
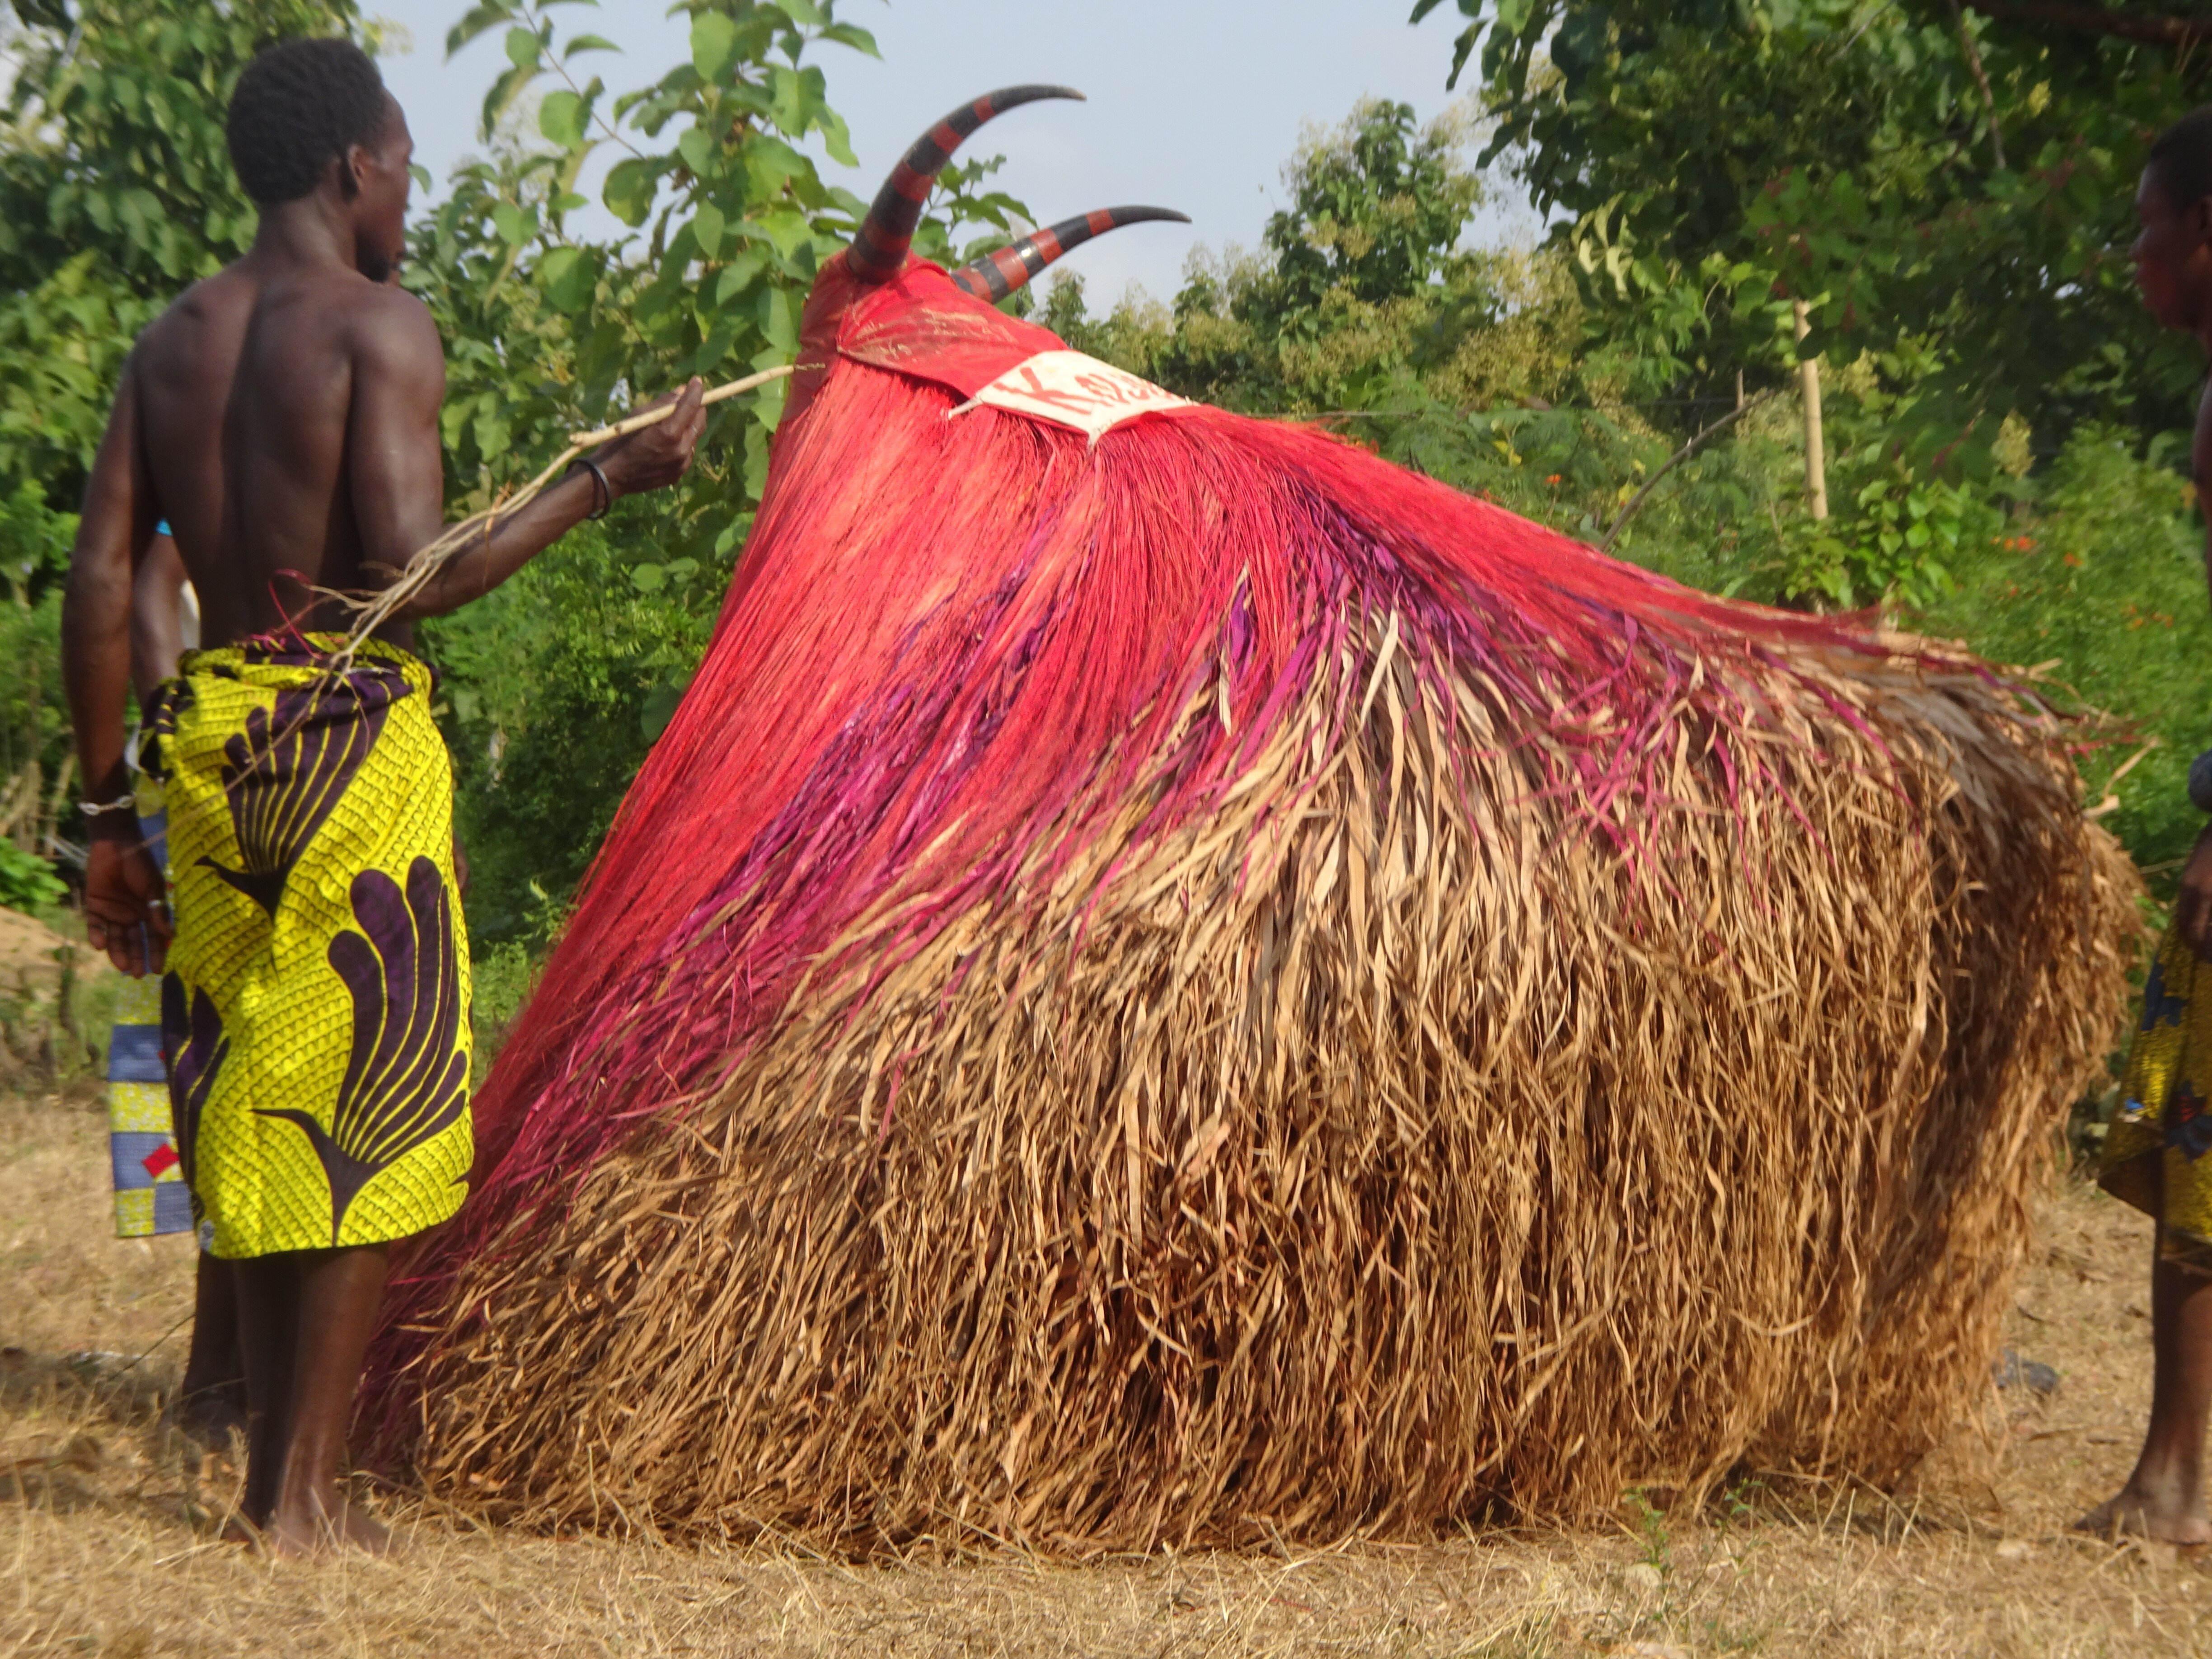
{"left": 60, "top": 39, "right": 703, "bottom": 1559}
{"left": 111, "top": 92, "right": 693, "bottom": 655}
{"left": 132, "top": 261, "right": 433, "bottom": 647}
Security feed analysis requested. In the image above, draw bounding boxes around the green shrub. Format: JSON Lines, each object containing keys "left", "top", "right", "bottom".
{"left": 1914, "top": 426, "right": 2211, "bottom": 887}
{"left": 1, "top": 497, "right": 74, "bottom": 807}
{"left": 0, "top": 840, "right": 65, "bottom": 913}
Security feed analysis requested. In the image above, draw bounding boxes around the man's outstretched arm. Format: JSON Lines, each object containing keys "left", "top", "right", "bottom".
{"left": 345, "top": 288, "right": 705, "bottom": 622}
{"left": 61, "top": 356, "right": 169, "bottom": 975}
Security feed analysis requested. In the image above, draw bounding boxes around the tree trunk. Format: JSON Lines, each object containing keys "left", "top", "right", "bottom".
{"left": 1795, "top": 302, "right": 1829, "bottom": 522}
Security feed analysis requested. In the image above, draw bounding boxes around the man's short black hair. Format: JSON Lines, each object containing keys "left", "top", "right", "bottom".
{"left": 225, "top": 37, "right": 390, "bottom": 207}
{"left": 2149, "top": 105, "right": 2212, "bottom": 214}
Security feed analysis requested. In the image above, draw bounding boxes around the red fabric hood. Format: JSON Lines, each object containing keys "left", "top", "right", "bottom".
{"left": 837, "top": 259, "right": 1065, "bottom": 395}
{"left": 782, "top": 253, "right": 1066, "bottom": 436}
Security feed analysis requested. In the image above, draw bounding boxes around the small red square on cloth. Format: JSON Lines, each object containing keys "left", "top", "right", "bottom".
{"left": 141, "top": 1143, "right": 179, "bottom": 1179}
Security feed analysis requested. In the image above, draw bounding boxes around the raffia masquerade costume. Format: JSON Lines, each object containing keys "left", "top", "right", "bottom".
{"left": 351, "top": 89, "right": 2133, "bottom": 1545}
{"left": 145, "top": 634, "right": 471, "bottom": 1259}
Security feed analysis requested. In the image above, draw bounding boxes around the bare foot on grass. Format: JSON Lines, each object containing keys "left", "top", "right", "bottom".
{"left": 2072, "top": 1486, "right": 2212, "bottom": 1546}
{"left": 339, "top": 1499, "right": 393, "bottom": 1555}
{"left": 263, "top": 1496, "right": 393, "bottom": 1559}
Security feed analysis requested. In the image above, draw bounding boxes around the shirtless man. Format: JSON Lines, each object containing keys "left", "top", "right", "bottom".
{"left": 2082, "top": 103, "right": 2212, "bottom": 1545}
{"left": 61, "top": 37, "right": 704, "bottom": 1556}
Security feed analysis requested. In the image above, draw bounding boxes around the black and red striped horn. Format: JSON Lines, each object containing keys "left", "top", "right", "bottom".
{"left": 848, "top": 85, "right": 1084, "bottom": 283}
{"left": 951, "top": 206, "right": 1192, "bottom": 302}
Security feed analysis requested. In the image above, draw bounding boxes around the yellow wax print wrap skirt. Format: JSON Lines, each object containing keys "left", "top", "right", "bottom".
{"left": 143, "top": 634, "right": 473, "bottom": 1260}
{"left": 2102, "top": 923, "right": 2212, "bottom": 1273}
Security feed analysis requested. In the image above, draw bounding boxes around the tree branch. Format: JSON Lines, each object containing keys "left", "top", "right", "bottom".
{"left": 1948, "top": 0, "right": 2009, "bottom": 168}
{"left": 1963, "top": 1, "right": 2212, "bottom": 49}
{"left": 1598, "top": 389, "right": 1781, "bottom": 553}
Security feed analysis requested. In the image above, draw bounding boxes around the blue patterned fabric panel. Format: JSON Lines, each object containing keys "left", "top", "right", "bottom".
{"left": 107, "top": 1023, "right": 166, "bottom": 1083}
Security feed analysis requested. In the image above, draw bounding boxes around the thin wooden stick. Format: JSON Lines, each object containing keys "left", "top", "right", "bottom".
{"left": 334, "top": 364, "right": 795, "bottom": 658}
{"left": 568, "top": 373, "right": 778, "bottom": 447}
{"left": 1598, "top": 388, "right": 1779, "bottom": 551}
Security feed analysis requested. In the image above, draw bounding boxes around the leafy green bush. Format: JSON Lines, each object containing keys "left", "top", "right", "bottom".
{"left": 1915, "top": 426, "right": 2212, "bottom": 886}
{"left": 0, "top": 840, "right": 65, "bottom": 914}
{"left": 469, "top": 935, "right": 543, "bottom": 1077}
{"left": 1, "top": 527, "right": 73, "bottom": 871}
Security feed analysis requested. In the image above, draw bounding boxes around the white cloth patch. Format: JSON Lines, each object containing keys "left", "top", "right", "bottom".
{"left": 950, "top": 350, "right": 1190, "bottom": 442}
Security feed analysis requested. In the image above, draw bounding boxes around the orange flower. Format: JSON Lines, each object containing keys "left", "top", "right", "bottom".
{"left": 1546, "top": 473, "right": 1562, "bottom": 485}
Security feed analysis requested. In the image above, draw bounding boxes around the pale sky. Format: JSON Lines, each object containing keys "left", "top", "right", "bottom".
{"left": 370, "top": 0, "right": 1536, "bottom": 306}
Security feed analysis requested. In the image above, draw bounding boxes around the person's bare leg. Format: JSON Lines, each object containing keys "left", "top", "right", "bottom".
{"left": 2077, "top": 1235, "right": 2212, "bottom": 1544}
{"left": 177, "top": 1254, "right": 247, "bottom": 1450}
{"left": 264, "top": 1243, "right": 391, "bottom": 1557}
{"left": 230, "top": 1252, "right": 300, "bottom": 1535}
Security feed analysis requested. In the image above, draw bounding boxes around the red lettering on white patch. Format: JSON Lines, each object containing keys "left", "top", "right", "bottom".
{"left": 950, "top": 350, "right": 1191, "bottom": 442}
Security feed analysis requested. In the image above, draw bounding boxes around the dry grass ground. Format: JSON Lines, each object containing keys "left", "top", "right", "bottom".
{"left": 5, "top": 1079, "right": 2211, "bottom": 1657}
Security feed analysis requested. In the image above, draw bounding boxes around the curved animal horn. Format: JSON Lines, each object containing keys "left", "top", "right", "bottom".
{"left": 950, "top": 206, "right": 1193, "bottom": 303}
{"left": 848, "top": 85, "right": 1084, "bottom": 283}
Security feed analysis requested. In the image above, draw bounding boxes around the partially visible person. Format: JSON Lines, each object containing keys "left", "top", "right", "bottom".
{"left": 2085, "top": 103, "right": 2212, "bottom": 1546}
{"left": 61, "top": 37, "right": 701, "bottom": 1557}
{"left": 131, "top": 520, "right": 199, "bottom": 684}
{"left": 104, "top": 523, "right": 195, "bottom": 1245}
{"left": 100, "top": 521, "right": 248, "bottom": 1452}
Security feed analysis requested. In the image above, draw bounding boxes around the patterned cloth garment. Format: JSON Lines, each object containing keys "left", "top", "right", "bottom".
{"left": 2101, "top": 923, "right": 2212, "bottom": 1273}
{"left": 143, "top": 633, "right": 473, "bottom": 1259}
{"left": 107, "top": 766, "right": 192, "bottom": 1237}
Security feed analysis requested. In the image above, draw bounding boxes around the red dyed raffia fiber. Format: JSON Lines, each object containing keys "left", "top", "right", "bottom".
{"left": 357, "top": 259, "right": 2137, "bottom": 1549}
{"left": 471, "top": 267, "right": 1879, "bottom": 1179}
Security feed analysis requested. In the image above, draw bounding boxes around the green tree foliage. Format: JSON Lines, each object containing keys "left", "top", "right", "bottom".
{"left": 1, "top": 505, "right": 71, "bottom": 914}
{"left": 1057, "top": 100, "right": 1511, "bottom": 413}
{"left": 1918, "top": 426, "right": 2212, "bottom": 875}
{"left": 424, "top": 510, "right": 721, "bottom": 951}
{"left": 1414, "top": 0, "right": 2202, "bottom": 468}
{"left": 1052, "top": 100, "right": 1746, "bottom": 557}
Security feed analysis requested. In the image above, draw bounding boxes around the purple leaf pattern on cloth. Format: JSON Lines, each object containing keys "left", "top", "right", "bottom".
{"left": 159, "top": 972, "right": 228, "bottom": 1196}
{"left": 137, "top": 677, "right": 192, "bottom": 781}
{"left": 256, "top": 857, "right": 468, "bottom": 1243}
{"left": 199, "top": 664, "right": 407, "bottom": 915}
